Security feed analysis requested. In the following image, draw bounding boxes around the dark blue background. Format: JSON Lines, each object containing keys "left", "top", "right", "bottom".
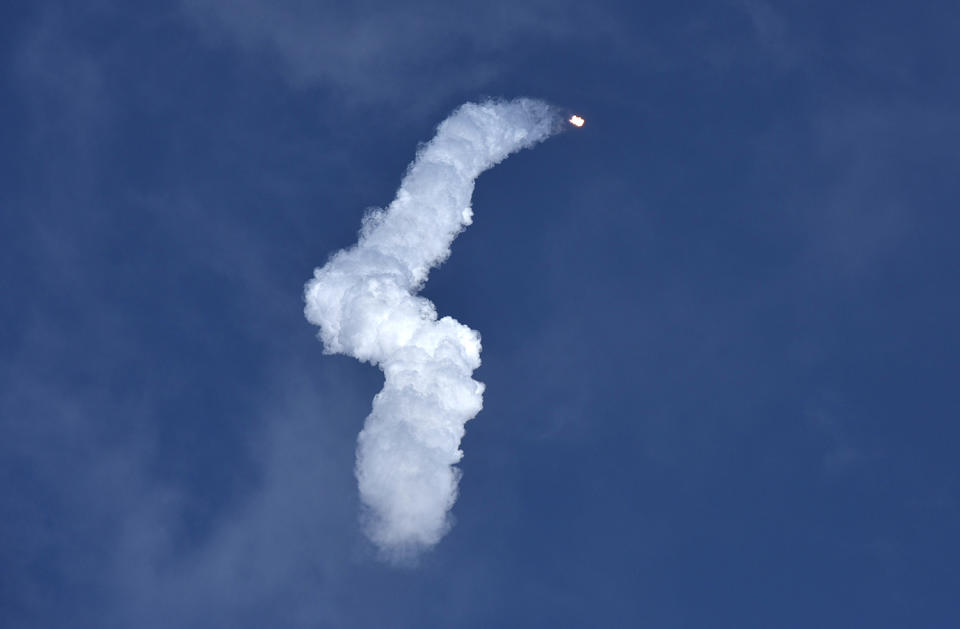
{"left": 2, "top": 1, "right": 958, "bottom": 627}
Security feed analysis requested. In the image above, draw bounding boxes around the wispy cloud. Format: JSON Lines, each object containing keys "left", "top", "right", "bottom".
{"left": 179, "top": 0, "right": 618, "bottom": 108}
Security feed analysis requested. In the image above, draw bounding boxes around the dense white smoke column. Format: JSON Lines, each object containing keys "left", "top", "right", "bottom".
{"left": 304, "top": 99, "right": 561, "bottom": 557}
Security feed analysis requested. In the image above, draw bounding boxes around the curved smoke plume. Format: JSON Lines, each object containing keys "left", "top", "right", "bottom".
{"left": 305, "top": 99, "right": 561, "bottom": 558}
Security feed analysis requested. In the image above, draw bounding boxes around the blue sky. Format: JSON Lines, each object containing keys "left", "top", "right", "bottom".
{"left": 2, "top": 1, "right": 959, "bottom": 627}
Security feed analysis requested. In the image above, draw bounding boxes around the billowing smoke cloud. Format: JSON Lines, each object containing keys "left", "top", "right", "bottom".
{"left": 304, "top": 99, "right": 561, "bottom": 558}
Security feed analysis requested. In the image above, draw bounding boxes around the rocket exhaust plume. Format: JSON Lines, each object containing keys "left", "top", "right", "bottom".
{"left": 569, "top": 114, "right": 585, "bottom": 127}
{"left": 304, "top": 99, "right": 562, "bottom": 559}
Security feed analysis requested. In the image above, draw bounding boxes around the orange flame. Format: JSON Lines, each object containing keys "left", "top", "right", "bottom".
{"left": 569, "top": 115, "right": 585, "bottom": 127}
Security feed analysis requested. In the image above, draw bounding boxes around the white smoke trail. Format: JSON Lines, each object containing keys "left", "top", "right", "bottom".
{"left": 304, "top": 99, "right": 561, "bottom": 558}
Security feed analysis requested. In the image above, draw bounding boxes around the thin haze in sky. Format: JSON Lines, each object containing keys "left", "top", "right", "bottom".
{"left": 2, "top": 1, "right": 959, "bottom": 627}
